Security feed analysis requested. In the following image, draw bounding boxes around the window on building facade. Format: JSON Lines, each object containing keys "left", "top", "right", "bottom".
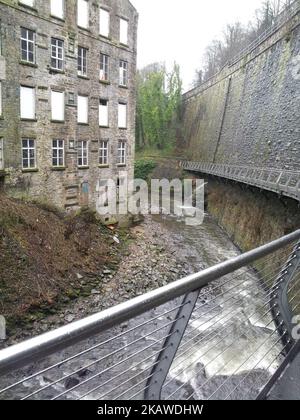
{"left": 22, "top": 138, "right": 36, "bottom": 169}
{"left": 119, "top": 60, "right": 128, "bottom": 86}
{"left": 0, "top": 81, "right": 2, "bottom": 117}
{"left": 99, "top": 99, "right": 109, "bottom": 127}
{"left": 21, "top": 28, "right": 35, "bottom": 63}
{"left": 78, "top": 140, "right": 88, "bottom": 167}
{"left": 99, "top": 8, "right": 110, "bottom": 37}
{"left": 0, "top": 138, "right": 4, "bottom": 170}
{"left": 118, "top": 103, "right": 127, "bottom": 128}
{"left": 51, "top": 0, "right": 64, "bottom": 19}
{"left": 52, "top": 139, "right": 64, "bottom": 167}
{"left": 51, "top": 38, "right": 64, "bottom": 70}
{"left": 77, "top": 0, "right": 89, "bottom": 29}
{"left": 120, "top": 18, "right": 128, "bottom": 45}
{"left": 68, "top": 92, "right": 75, "bottom": 105}
{"left": 118, "top": 141, "right": 126, "bottom": 165}
{"left": 99, "top": 140, "right": 109, "bottom": 166}
{"left": 78, "top": 47, "right": 87, "bottom": 77}
{"left": 51, "top": 90, "right": 65, "bottom": 121}
{"left": 20, "top": 86, "right": 35, "bottom": 120}
{"left": 77, "top": 95, "right": 88, "bottom": 124}
{"left": 100, "top": 53, "right": 109, "bottom": 82}
{"left": 19, "top": 0, "right": 34, "bottom": 7}
{"left": 0, "top": 27, "right": 2, "bottom": 56}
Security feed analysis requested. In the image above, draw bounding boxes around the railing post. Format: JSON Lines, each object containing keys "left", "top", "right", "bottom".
{"left": 271, "top": 240, "right": 300, "bottom": 352}
{"left": 144, "top": 290, "right": 201, "bottom": 400}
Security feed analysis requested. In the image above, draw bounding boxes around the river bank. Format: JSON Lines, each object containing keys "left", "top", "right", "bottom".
{"left": 1, "top": 207, "right": 286, "bottom": 400}
{"left": 1, "top": 214, "right": 190, "bottom": 347}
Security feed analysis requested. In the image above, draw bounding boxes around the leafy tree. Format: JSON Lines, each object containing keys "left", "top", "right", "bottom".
{"left": 136, "top": 63, "right": 182, "bottom": 151}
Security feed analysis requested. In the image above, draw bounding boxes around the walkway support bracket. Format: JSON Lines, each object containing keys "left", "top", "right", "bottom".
{"left": 271, "top": 240, "right": 300, "bottom": 351}
{"left": 144, "top": 290, "right": 202, "bottom": 400}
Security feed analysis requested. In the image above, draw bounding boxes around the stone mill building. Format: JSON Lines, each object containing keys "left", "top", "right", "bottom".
{"left": 0, "top": 0, "right": 138, "bottom": 216}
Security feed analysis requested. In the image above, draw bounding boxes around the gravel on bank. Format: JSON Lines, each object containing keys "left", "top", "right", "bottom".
{"left": 4, "top": 215, "right": 191, "bottom": 347}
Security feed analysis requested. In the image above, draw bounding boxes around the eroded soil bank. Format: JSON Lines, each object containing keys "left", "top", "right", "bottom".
{"left": 205, "top": 178, "right": 300, "bottom": 251}
{"left": 0, "top": 202, "right": 190, "bottom": 346}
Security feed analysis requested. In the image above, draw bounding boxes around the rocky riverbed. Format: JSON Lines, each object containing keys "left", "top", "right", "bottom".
{"left": 2, "top": 215, "right": 191, "bottom": 347}
{"left": 0, "top": 211, "right": 286, "bottom": 400}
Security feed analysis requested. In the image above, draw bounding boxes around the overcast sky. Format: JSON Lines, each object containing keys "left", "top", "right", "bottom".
{"left": 130, "top": 0, "right": 265, "bottom": 91}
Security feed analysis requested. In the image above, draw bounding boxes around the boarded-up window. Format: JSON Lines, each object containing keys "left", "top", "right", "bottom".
{"left": 20, "top": 86, "right": 35, "bottom": 120}
{"left": 99, "top": 8, "right": 110, "bottom": 37}
{"left": 118, "top": 103, "right": 127, "bottom": 128}
{"left": 77, "top": 0, "right": 89, "bottom": 29}
{"left": 0, "top": 138, "right": 4, "bottom": 170}
{"left": 0, "top": 82, "right": 2, "bottom": 116}
{"left": 51, "top": 91, "right": 64, "bottom": 121}
{"left": 120, "top": 18, "right": 128, "bottom": 45}
{"left": 19, "top": 0, "right": 34, "bottom": 7}
{"left": 51, "top": 0, "right": 64, "bottom": 19}
{"left": 99, "top": 99, "right": 108, "bottom": 127}
{"left": 78, "top": 95, "right": 88, "bottom": 124}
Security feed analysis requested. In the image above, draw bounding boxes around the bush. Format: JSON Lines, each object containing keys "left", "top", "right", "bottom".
{"left": 134, "top": 159, "right": 156, "bottom": 181}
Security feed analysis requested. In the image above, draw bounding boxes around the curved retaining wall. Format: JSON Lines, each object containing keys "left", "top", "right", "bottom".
{"left": 181, "top": 4, "right": 300, "bottom": 171}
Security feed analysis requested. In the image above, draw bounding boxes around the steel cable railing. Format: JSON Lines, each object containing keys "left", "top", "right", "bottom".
{"left": 0, "top": 230, "right": 300, "bottom": 400}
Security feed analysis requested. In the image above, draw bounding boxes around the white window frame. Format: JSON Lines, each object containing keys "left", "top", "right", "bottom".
{"left": 51, "top": 90, "right": 65, "bottom": 122}
{"left": 20, "top": 86, "right": 35, "bottom": 120}
{"left": 77, "top": 95, "right": 88, "bottom": 124}
{"left": 20, "top": 28, "right": 35, "bottom": 64}
{"left": 0, "top": 138, "right": 4, "bottom": 170}
{"left": 77, "top": 0, "right": 89, "bottom": 29}
{"left": 51, "top": 37, "right": 64, "bottom": 70}
{"left": 0, "top": 29, "right": 2, "bottom": 56}
{"left": 52, "top": 139, "right": 65, "bottom": 167}
{"left": 118, "top": 141, "right": 126, "bottom": 165}
{"left": 78, "top": 46, "right": 87, "bottom": 77}
{"left": 22, "top": 138, "right": 36, "bottom": 169}
{"left": 99, "top": 140, "right": 109, "bottom": 166}
{"left": 50, "top": 0, "right": 64, "bottom": 19}
{"left": 119, "top": 60, "right": 128, "bottom": 87}
{"left": 99, "top": 99, "right": 109, "bottom": 127}
{"left": 99, "top": 8, "right": 110, "bottom": 37}
{"left": 77, "top": 140, "right": 89, "bottom": 167}
{"left": 118, "top": 103, "right": 127, "bottom": 129}
{"left": 19, "top": 0, "right": 34, "bottom": 7}
{"left": 100, "top": 53, "right": 109, "bottom": 81}
{"left": 0, "top": 81, "right": 2, "bottom": 117}
{"left": 120, "top": 18, "right": 128, "bottom": 45}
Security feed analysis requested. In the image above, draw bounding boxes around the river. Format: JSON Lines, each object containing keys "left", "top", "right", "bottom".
{"left": 0, "top": 210, "right": 285, "bottom": 400}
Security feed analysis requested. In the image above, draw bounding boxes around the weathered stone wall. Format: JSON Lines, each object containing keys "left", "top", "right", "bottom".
{"left": 205, "top": 178, "right": 300, "bottom": 252}
{"left": 181, "top": 6, "right": 300, "bottom": 171}
{"left": 0, "top": 0, "right": 138, "bottom": 217}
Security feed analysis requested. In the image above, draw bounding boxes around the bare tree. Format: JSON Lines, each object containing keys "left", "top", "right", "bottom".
{"left": 193, "top": 0, "right": 293, "bottom": 87}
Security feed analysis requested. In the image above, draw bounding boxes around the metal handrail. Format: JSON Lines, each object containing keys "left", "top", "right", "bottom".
{"left": 1, "top": 229, "right": 300, "bottom": 377}
{"left": 181, "top": 161, "right": 300, "bottom": 201}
